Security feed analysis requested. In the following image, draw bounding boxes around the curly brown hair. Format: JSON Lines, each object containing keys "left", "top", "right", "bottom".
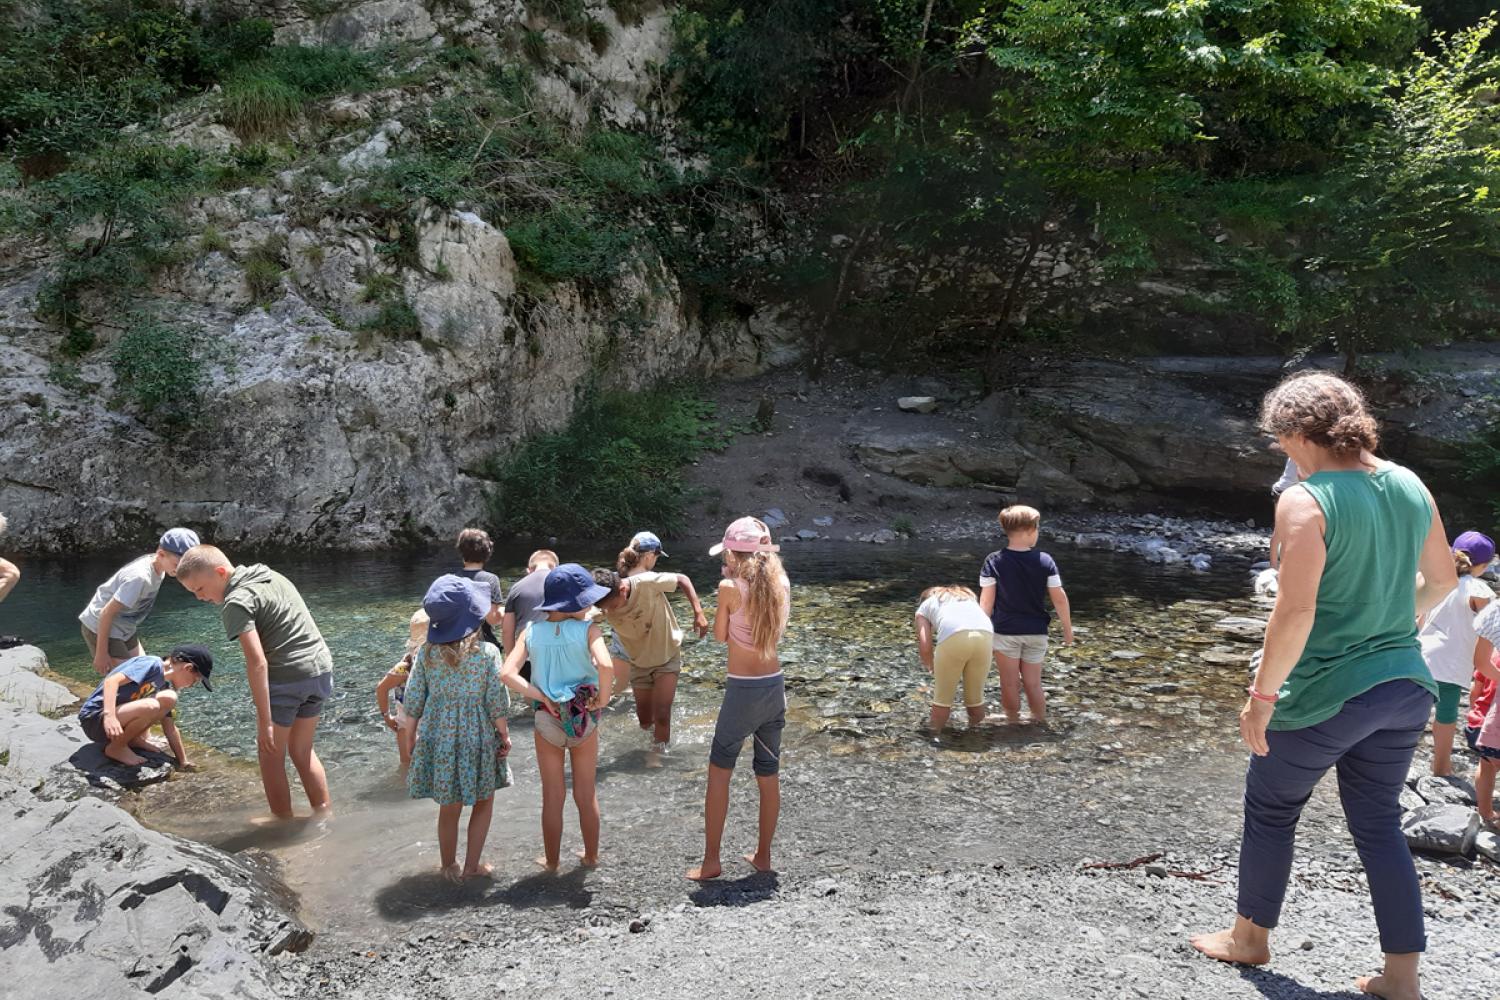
{"left": 1258, "top": 372, "right": 1378, "bottom": 457}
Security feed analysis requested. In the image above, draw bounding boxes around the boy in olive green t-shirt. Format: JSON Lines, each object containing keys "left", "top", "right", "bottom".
{"left": 176, "top": 544, "right": 333, "bottom": 820}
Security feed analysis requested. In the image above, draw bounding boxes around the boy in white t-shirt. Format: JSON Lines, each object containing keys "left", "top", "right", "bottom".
{"left": 1418, "top": 530, "right": 1496, "bottom": 776}
{"left": 78, "top": 528, "right": 200, "bottom": 675}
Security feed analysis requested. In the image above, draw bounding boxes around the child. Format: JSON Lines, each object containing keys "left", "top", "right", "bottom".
{"left": 175, "top": 545, "right": 334, "bottom": 820}
{"left": 77, "top": 645, "right": 213, "bottom": 767}
{"left": 1267, "top": 457, "right": 1301, "bottom": 571}
{"left": 1470, "top": 601, "right": 1500, "bottom": 827}
{"left": 78, "top": 528, "right": 200, "bottom": 675}
{"left": 376, "top": 609, "right": 429, "bottom": 767}
{"left": 593, "top": 531, "right": 709, "bottom": 751}
{"left": 501, "top": 563, "right": 614, "bottom": 872}
{"left": 914, "top": 585, "right": 995, "bottom": 731}
{"left": 456, "top": 528, "right": 505, "bottom": 651}
{"left": 687, "top": 517, "right": 791, "bottom": 881}
{"left": 402, "top": 576, "right": 512, "bottom": 882}
{"left": 978, "top": 505, "right": 1074, "bottom": 724}
{"left": 1418, "top": 531, "right": 1495, "bottom": 775}
{"left": 501, "top": 549, "right": 561, "bottom": 679}
{"left": 0, "top": 511, "right": 18, "bottom": 604}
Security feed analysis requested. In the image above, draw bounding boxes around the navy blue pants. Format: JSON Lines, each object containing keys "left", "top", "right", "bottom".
{"left": 1237, "top": 679, "right": 1434, "bottom": 954}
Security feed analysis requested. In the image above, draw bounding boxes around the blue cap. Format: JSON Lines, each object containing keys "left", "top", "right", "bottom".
{"left": 423, "top": 574, "right": 489, "bottom": 644}
{"left": 630, "top": 531, "right": 667, "bottom": 557}
{"left": 1454, "top": 531, "right": 1497, "bottom": 567}
{"left": 159, "top": 528, "right": 200, "bottom": 556}
{"left": 537, "top": 563, "right": 612, "bottom": 613}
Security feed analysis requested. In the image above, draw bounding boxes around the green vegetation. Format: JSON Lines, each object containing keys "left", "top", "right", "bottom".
{"left": 111, "top": 314, "right": 214, "bottom": 426}
{"left": 485, "top": 386, "right": 730, "bottom": 537}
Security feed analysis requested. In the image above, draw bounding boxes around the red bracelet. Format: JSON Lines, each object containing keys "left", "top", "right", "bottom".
{"left": 1247, "top": 686, "right": 1279, "bottom": 704}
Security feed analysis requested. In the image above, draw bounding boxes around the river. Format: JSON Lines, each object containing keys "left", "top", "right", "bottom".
{"left": 4, "top": 539, "right": 1288, "bottom": 942}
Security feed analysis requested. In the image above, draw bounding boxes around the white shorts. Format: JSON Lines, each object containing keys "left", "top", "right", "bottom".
{"left": 993, "top": 633, "right": 1048, "bottom": 663}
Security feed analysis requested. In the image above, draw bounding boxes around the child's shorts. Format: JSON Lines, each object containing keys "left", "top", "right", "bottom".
{"left": 79, "top": 713, "right": 109, "bottom": 744}
{"left": 268, "top": 673, "right": 334, "bottom": 728}
{"left": 1435, "top": 682, "right": 1463, "bottom": 725}
{"left": 1464, "top": 726, "right": 1500, "bottom": 761}
{"left": 710, "top": 673, "right": 786, "bottom": 776}
{"left": 993, "top": 633, "right": 1048, "bottom": 662}
{"left": 534, "top": 685, "right": 600, "bottom": 749}
{"left": 629, "top": 653, "right": 682, "bottom": 690}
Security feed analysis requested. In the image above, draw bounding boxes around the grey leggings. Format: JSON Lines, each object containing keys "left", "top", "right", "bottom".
{"left": 709, "top": 674, "right": 786, "bottom": 776}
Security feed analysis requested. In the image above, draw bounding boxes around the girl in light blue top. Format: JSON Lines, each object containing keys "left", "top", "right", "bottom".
{"left": 501, "top": 564, "right": 614, "bottom": 872}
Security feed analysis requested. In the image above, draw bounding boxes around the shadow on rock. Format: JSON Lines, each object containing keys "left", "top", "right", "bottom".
{"left": 688, "top": 871, "right": 779, "bottom": 908}
{"left": 375, "top": 866, "right": 593, "bottom": 920}
{"left": 1238, "top": 968, "right": 1363, "bottom": 1000}
{"left": 67, "top": 743, "right": 174, "bottom": 790}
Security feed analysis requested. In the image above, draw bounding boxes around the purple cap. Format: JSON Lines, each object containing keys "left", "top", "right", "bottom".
{"left": 1453, "top": 531, "right": 1496, "bottom": 566}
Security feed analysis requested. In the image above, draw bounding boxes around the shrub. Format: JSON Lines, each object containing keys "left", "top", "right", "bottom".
{"left": 244, "top": 235, "right": 288, "bottom": 303}
{"left": 111, "top": 316, "right": 211, "bottom": 425}
{"left": 220, "top": 71, "right": 304, "bottom": 136}
{"left": 362, "top": 299, "right": 421, "bottom": 340}
{"left": 485, "top": 385, "right": 730, "bottom": 536}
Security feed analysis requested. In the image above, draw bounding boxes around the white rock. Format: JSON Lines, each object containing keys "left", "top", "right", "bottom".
{"left": 0, "top": 646, "right": 76, "bottom": 715}
{"left": 338, "top": 120, "right": 404, "bottom": 172}
{"left": 897, "top": 396, "right": 938, "bottom": 414}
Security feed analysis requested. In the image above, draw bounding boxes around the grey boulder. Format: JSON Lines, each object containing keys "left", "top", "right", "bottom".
{"left": 0, "top": 644, "right": 76, "bottom": 715}
{"left": 1401, "top": 803, "right": 1480, "bottom": 856}
{"left": 1414, "top": 774, "right": 1477, "bottom": 808}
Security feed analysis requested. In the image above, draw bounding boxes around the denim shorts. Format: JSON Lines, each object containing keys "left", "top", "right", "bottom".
{"left": 268, "top": 673, "right": 334, "bottom": 728}
{"left": 1465, "top": 725, "right": 1500, "bottom": 761}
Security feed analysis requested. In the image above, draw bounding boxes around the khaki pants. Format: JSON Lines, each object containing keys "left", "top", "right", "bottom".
{"left": 80, "top": 623, "right": 142, "bottom": 661}
{"left": 933, "top": 630, "right": 993, "bottom": 708}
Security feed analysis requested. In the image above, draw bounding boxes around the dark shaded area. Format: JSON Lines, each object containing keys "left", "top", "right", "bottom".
{"left": 374, "top": 866, "right": 593, "bottom": 921}
{"left": 688, "top": 871, "right": 780, "bottom": 908}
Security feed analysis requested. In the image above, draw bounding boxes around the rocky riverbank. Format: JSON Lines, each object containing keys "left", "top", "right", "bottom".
{"left": 0, "top": 646, "right": 308, "bottom": 1000}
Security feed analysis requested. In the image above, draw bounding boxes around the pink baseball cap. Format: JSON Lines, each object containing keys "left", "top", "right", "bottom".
{"left": 709, "top": 516, "right": 780, "bottom": 556}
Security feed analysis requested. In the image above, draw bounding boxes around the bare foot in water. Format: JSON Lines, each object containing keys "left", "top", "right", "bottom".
{"left": 462, "top": 863, "right": 494, "bottom": 880}
{"left": 250, "top": 813, "right": 300, "bottom": 826}
{"left": 1190, "top": 929, "right": 1271, "bottom": 966}
{"left": 685, "top": 860, "right": 722, "bottom": 881}
{"left": 1355, "top": 975, "right": 1421, "bottom": 1000}
{"left": 104, "top": 745, "right": 146, "bottom": 767}
{"left": 440, "top": 864, "right": 463, "bottom": 884}
{"left": 743, "top": 852, "right": 774, "bottom": 873}
{"left": 534, "top": 855, "right": 560, "bottom": 873}
{"left": 576, "top": 851, "right": 599, "bottom": 868}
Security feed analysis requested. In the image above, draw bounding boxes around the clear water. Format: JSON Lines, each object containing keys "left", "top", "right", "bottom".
{"left": 4, "top": 540, "right": 1271, "bottom": 938}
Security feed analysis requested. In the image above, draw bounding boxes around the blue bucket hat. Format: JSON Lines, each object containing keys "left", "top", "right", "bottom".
{"left": 630, "top": 530, "right": 667, "bottom": 557}
{"left": 423, "top": 574, "right": 489, "bottom": 644}
{"left": 159, "top": 528, "right": 200, "bottom": 556}
{"left": 537, "top": 563, "right": 611, "bottom": 614}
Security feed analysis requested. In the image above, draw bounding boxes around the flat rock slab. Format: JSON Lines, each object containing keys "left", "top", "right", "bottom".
{"left": 68, "top": 742, "right": 176, "bottom": 791}
{"left": 1212, "top": 617, "right": 1268, "bottom": 643}
{"left": 0, "top": 774, "right": 308, "bottom": 999}
{"left": 1401, "top": 803, "right": 1479, "bottom": 856}
{"left": 1414, "top": 774, "right": 1477, "bottom": 807}
{"left": 1477, "top": 829, "right": 1499, "bottom": 863}
{"left": 897, "top": 396, "right": 938, "bottom": 413}
{"left": 0, "top": 704, "right": 175, "bottom": 794}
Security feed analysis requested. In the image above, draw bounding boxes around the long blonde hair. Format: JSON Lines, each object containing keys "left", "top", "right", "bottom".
{"left": 921, "top": 584, "right": 977, "bottom": 603}
{"left": 423, "top": 628, "right": 481, "bottom": 670}
{"left": 724, "top": 549, "right": 789, "bottom": 661}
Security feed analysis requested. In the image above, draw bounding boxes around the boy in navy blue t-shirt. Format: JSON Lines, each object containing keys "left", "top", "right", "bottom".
{"left": 978, "top": 505, "right": 1073, "bottom": 723}
{"left": 77, "top": 645, "right": 213, "bottom": 767}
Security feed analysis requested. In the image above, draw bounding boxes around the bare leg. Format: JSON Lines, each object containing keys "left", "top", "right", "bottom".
{"left": 1430, "top": 722, "right": 1454, "bottom": 776}
{"left": 258, "top": 725, "right": 295, "bottom": 819}
{"left": 1355, "top": 952, "right": 1421, "bottom": 1000}
{"left": 1478, "top": 759, "right": 1498, "bottom": 825}
{"left": 103, "top": 699, "right": 166, "bottom": 766}
{"left": 534, "top": 731, "right": 566, "bottom": 871}
{"left": 632, "top": 681, "right": 653, "bottom": 732}
{"left": 687, "top": 763, "right": 733, "bottom": 880}
{"left": 286, "top": 715, "right": 331, "bottom": 814}
{"left": 965, "top": 704, "right": 986, "bottom": 727}
{"left": 744, "top": 773, "right": 779, "bottom": 872}
{"left": 463, "top": 796, "right": 494, "bottom": 877}
{"left": 927, "top": 705, "right": 952, "bottom": 731}
{"left": 397, "top": 726, "right": 414, "bottom": 768}
{"left": 993, "top": 652, "right": 1021, "bottom": 722}
{"left": 436, "top": 803, "right": 463, "bottom": 882}
{"left": 651, "top": 672, "right": 678, "bottom": 745}
{"left": 1191, "top": 914, "right": 1272, "bottom": 966}
{"left": 570, "top": 732, "right": 601, "bottom": 866}
{"left": 1020, "top": 659, "right": 1046, "bottom": 723}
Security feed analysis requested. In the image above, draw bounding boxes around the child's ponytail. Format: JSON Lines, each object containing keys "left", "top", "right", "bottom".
{"left": 729, "top": 550, "right": 789, "bottom": 662}
{"left": 617, "top": 545, "right": 642, "bottom": 575}
{"left": 1456, "top": 549, "right": 1475, "bottom": 575}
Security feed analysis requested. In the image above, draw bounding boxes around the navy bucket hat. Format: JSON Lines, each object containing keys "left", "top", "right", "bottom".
{"left": 537, "top": 563, "right": 611, "bottom": 614}
{"left": 423, "top": 574, "right": 489, "bottom": 644}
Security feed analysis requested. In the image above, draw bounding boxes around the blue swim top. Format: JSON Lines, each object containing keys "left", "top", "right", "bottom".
{"left": 523, "top": 617, "right": 598, "bottom": 703}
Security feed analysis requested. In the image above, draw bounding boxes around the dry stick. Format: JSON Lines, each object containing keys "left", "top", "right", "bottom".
{"left": 1081, "top": 852, "right": 1163, "bottom": 871}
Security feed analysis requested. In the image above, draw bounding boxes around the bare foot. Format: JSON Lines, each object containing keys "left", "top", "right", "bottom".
{"left": 250, "top": 813, "right": 299, "bottom": 826}
{"left": 103, "top": 745, "right": 146, "bottom": 767}
{"left": 1355, "top": 974, "right": 1420, "bottom": 1000}
{"left": 1190, "top": 929, "right": 1271, "bottom": 966}
{"left": 462, "top": 863, "right": 495, "bottom": 879}
{"left": 440, "top": 864, "right": 463, "bottom": 884}
{"left": 128, "top": 735, "right": 164, "bottom": 753}
{"left": 534, "top": 855, "right": 560, "bottom": 873}
{"left": 743, "top": 852, "right": 774, "bottom": 873}
{"left": 685, "top": 861, "right": 722, "bottom": 881}
{"left": 576, "top": 851, "right": 600, "bottom": 868}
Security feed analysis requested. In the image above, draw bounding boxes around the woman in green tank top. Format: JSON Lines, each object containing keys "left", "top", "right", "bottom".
{"left": 1193, "top": 373, "right": 1457, "bottom": 1000}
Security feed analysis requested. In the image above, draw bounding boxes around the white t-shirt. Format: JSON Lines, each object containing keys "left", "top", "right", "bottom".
{"left": 78, "top": 554, "right": 164, "bottom": 640}
{"left": 1419, "top": 575, "right": 1496, "bottom": 685}
{"left": 916, "top": 594, "right": 994, "bottom": 646}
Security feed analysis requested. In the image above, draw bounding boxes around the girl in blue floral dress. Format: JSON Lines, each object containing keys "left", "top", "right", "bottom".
{"left": 404, "top": 575, "right": 512, "bottom": 882}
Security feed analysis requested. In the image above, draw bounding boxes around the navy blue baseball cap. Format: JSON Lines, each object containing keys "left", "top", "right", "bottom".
{"left": 630, "top": 531, "right": 667, "bottom": 557}
{"left": 423, "top": 574, "right": 489, "bottom": 644}
{"left": 169, "top": 644, "right": 214, "bottom": 691}
{"left": 538, "top": 563, "right": 612, "bottom": 613}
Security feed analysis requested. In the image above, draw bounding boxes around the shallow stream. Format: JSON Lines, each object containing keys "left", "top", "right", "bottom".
{"left": 6, "top": 540, "right": 1290, "bottom": 941}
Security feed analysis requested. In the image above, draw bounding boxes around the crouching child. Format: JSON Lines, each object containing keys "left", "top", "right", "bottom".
{"left": 77, "top": 645, "right": 213, "bottom": 767}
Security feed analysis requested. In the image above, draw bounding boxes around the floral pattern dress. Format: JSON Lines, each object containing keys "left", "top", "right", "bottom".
{"left": 405, "top": 640, "right": 511, "bottom": 805}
